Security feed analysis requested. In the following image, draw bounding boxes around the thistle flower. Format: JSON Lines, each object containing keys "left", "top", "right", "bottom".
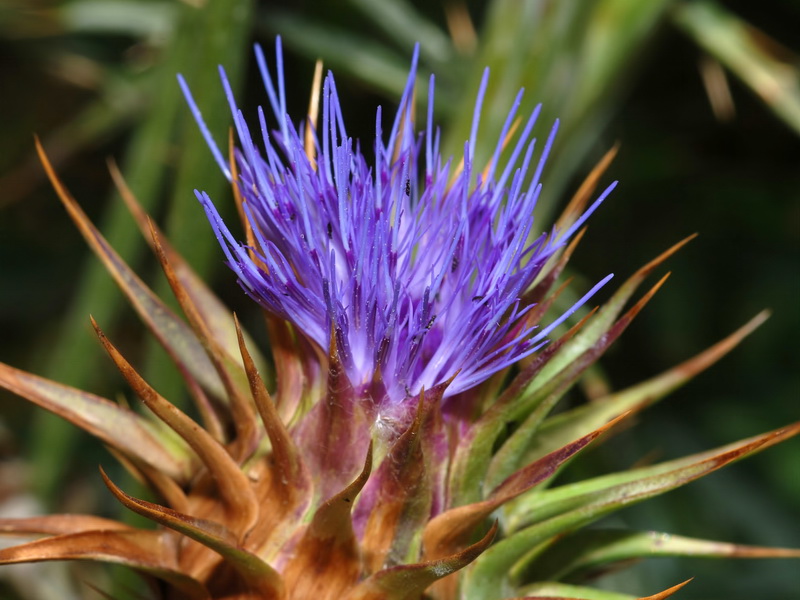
{"left": 181, "top": 41, "right": 614, "bottom": 447}
{"left": 1, "top": 39, "right": 798, "bottom": 600}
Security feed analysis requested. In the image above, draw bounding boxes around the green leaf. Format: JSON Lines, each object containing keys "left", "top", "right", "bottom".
{"left": 424, "top": 415, "right": 625, "bottom": 563}
{"left": 60, "top": 0, "right": 177, "bottom": 39}
{"left": 483, "top": 274, "right": 668, "bottom": 493}
{"left": 257, "top": 10, "right": 446, "bottom": 108}
{"left": 461, "top": 423, "right": 800, "bottom": 597}
{"left": 518, "top": 579, "right": 692, "bottom": 600}
{"left": 509, "top": 423, "right": 800, "bottom": 533}
{"left": 517, "top": 582, "right": 639, "bottom": 600}
{"left": 524, "top": 311, "right": 770, "bottom": 466}
{"left": 519, "top": 528, "right": 800, "bottom": 583}
{"left": 346, "top": 0, "right": 455, "bottom": 65}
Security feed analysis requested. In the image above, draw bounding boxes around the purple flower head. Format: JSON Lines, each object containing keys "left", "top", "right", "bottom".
{"left": 181, "top": 38, "right": 614, "bottom": 409}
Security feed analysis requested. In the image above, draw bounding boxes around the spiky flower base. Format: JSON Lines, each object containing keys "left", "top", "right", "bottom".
{"left": 1, "top": 41, "right": 798, "bottom": 600}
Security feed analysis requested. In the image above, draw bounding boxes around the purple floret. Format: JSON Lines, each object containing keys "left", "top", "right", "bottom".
{"left": 181, "top": 38, "right": 614, "bottom": 407}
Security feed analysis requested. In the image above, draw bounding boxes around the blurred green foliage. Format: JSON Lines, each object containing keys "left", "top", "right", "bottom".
{"left": 0, "top": 0, "right": 797, "bottom": 598}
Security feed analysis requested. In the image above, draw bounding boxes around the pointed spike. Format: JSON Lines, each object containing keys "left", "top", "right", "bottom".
{"left": 108, "top": 158, "right": 269, "bottom": 395}
{"left": 638, "top": 579, "right": 693, "bottom": 600}
{"left": 0, "top": 361, "right": 189, "bottom": 483}
{"left": 0, "top": 515, "right": 133, "bottom": 536}
{"left": 35, "top": 138, "right": 229, "bottom": 402}
{"left": 0, "top": 529, "right": 208, "bottom": 598}
{"left": 100, "top": 467, "right": 238, "bottom": 545}
{"left": 531, "top": 310, "right": 774, "bottom": 467}
{"left": 661, "top": 309, "right": 769, "bottom": 382}
{"left": 526, "top": 228, "right": 586, "bottom": 306}
{"left": 346, "top": 522, "right": 498, "bottom": 600}
{"left": 520, "top": 528, "right": 800, "bottom": 583}
{"left": 497, "top": 306, "right": 598, "bottom": 412}
{"left": 610, "top": 271, "right": 671, "bottom": 333}
{"left": 522, "top": 237, "right": 693, "bottom": 421}
{"left": 521, "top": 276, "right": 575, "bottom": 332}
{"left": 90, "top": 318, "right": 259, "bottom": 539}
{"left": 481, "top": 275, "right": 670, "bottom": 491}
{"left": 311, "top": 441, "right": 373, "bottom": 539}
{"left": 426, "top": 416, "right": 627, "bottom": 562}
{"left": 523, "top": 269, "right": 672, "bottom": 421}
{"left": 632, "top": 234, "right": 698, "bottom": 283}
{"left": 490, "top": 413, "right": 629, "bottom": 502}
{"left": 282, "top": 444, "right": 373, "bottom": 596}
{"left": 234, "top": 313, "right": 304, "bottom": 490}
{"left": 517, "top": 423, "right": 800, "bottom": 535}
{"left": 466, "top": 424, "right": 800, "bottom": 596}
{"left": 448, "top": 307, "right": 599, "bottom": 507}
{"left": 360, "top": 392, "right": 434, "bottom": 573}
{"left": 100, "top": 468, "right": 283, "bottom": 596}
{"left": 148, "top": 220, "right": 260, "bottom": 463}
{"left": 555, "top": 143, "right": 619, "bottom": 233}
{"left": 581, "top": 234, "right": 696, "bottom": 339}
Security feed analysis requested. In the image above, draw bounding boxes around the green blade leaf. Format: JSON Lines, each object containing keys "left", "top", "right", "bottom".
{"left": 508, "top": 423, "right": 800, "bottom": 533}
{"left": 258, "top": 10, "right": 441, "bottom": 106}
{"left": 347, "top": 0, "right": 455, "bottom": 65}
{"left": 461, "top": 423, "right": 800, "bottom": 597}
{"left": 520, "top": 528, "right": 800, "bottom": 583}
{"left": 424, "top": 415, "right": 625, "bottom": 563}
{"left": 442, "top": 0, "right": 673, "bottom": 219}
{"left": 525, "top": 311, "right": 769, "bottom": 465}
{"left": 516, "top": 580, "right": 691, "bottom": 600}
{"left": 483, "top": 274, "right": 668, "bottom": 493}
{"left": 517, "top": 583, "right": 638, "bottom": 600}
